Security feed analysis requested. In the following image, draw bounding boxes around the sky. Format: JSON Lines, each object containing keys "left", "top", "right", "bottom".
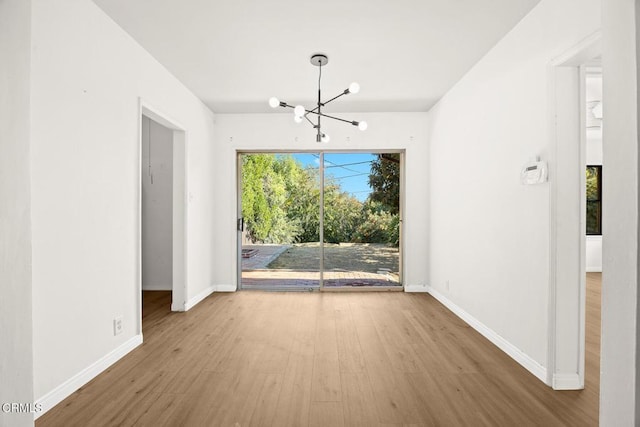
{"left": 288, "top": 153, "right": 376, "bottom": 202}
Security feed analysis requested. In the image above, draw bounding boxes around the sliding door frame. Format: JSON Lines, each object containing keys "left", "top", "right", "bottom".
{"left": 319, "top": 152, "right": 325, "bottom": 288}
{"left": 237, "top": 149, "right": 404, "bottom": 291}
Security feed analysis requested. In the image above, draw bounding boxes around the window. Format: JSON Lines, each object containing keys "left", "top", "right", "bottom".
{"left": 586, "top": 165, "right": 602, "bottom": 235}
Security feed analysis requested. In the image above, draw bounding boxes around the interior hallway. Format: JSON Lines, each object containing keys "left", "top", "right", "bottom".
{"left": 36, "top": 274, "right": 601, "bottom": 426}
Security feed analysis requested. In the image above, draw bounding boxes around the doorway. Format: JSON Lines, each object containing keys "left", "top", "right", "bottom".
{"left": 583, "top": 66, "right": 602, "bottom": 405}
{"left": 139, "top": 103, "right": 186, "bottom": 336}
{"left": 237, "top": 151, "right": 403, "bottom": 291}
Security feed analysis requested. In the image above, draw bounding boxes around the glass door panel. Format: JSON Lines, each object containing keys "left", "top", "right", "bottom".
{"left": 322, "top": 153, "right": 402, "bottom": 289}
{"left": 240, "top": 153, "right": 320, "bottom": 290}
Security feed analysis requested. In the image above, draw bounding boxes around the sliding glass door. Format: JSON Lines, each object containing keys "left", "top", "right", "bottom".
{"left": 238, "top": 151, "right": 402, "bottom": 291}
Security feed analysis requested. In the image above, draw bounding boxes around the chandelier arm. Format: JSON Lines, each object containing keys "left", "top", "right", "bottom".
{"left": 322, "top": 91, "right": 348, "bottom": 106}
{"left": 304, "top": 115, "right": 315, "bottom": 126}
{"left": 305, "top": 110, "right": 360, "bottom": 126}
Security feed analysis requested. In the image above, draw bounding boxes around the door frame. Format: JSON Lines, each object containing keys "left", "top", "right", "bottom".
{"left": 546, "top": 31, "right": 601, "bottom": 390}
{"left": 138, "top": 99, "right": 188, "bottom": 337}
{"left": 236, "top": 149, "right": 405, "bottom": 291}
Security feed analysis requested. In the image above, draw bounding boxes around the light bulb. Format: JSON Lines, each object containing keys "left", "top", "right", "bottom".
{"left": 358, "top": 121, "right": 368, "bottom": 131}
{"left": 348, "top": 82, "right": 360, "bottom": 94}
{"left": 269, "top": 97, "right": 279, "bottom": 108}
{"left": 293, "top": 115, "right": 303, "bottom": 123}
{"left": 294, "top": 105, "right": 305, "bottom": 117}
{"left": 321, "top": 133, "right": 330, "bottom": 143}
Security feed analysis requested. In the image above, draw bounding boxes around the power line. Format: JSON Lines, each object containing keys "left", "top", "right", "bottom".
{"left": 310, "top": 153, "right": 371, "bottom": 174}
{"left": 323, "top": 157, "right": 361, "bottom": 174}
{"left": 327, "top": 172, "right": 369, "bottom": 180}
{"left": 324, "top": 160, "right": 373, "bottom": 168}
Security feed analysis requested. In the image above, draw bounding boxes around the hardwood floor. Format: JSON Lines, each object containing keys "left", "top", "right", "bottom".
{"left": 37, "top": 274, "right": 601, "bottom": 426}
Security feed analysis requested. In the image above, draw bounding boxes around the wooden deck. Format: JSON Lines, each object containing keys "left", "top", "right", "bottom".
{"left": 241, "top": 269, "right": 401, "bottom": 290}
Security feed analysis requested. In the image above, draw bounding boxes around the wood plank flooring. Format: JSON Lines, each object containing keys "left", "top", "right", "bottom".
{"left": 36, "top": 274, "right": 601, "bottom": 426}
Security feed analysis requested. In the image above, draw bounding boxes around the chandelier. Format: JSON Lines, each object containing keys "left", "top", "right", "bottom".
{"left": 268, "top": 53, "right": 367, "bottom": 143}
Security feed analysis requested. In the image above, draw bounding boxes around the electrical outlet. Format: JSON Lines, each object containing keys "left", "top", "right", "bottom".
{"left": 113, "top": 317, "right": 123, "bottom": 336}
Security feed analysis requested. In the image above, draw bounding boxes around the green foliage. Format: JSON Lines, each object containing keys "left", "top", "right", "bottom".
{"left": 242, "top": 154, "right": 400, "bottom": 246}
{"left": 352, "top": 200, "right": 400, "bottom": 246}
{"left": 586, "top": 166, "right": 601, "bottom": 235}
{"left": 368, "top": 153, "right": 400, "bottom": 214}
{"left": 387, "top": 214, "right": 400, "bottom": 247}
{"left": 586, "top": 167, "right": 599, "bottom": 201}
{"left": 322, "top": 180, "right": 362, "bottom": 243}
{"left": 285, "top": 164, "right": 320, "bottom": 243}
{"left": 242, "top": 154, "right": 300, "bottom": 243}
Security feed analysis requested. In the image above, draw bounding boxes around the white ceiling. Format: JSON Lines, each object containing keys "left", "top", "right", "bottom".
{"left": 94, "top": 0, "right": 541, "bottom": 113}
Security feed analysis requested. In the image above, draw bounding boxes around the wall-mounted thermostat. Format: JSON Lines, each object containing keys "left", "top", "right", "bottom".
{"left": 521, "top": 158, "right": 547, "bottom": 185}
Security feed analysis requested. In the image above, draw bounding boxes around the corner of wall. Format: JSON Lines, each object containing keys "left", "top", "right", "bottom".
{"left": 184, "top": 285, "right": 216, "bottom": 310}
{"left": 404, "top": 284, "right": 430, "bottom": 293}
{"left": 552, "top": 373, "right": 582, "bottom": 390}
{"left": 215, "top": 284, "right": 237, "bottom": 292}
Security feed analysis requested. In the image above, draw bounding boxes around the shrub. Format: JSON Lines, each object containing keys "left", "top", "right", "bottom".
{"left": 352, "top": 209, "right": 399, "bottom": 246}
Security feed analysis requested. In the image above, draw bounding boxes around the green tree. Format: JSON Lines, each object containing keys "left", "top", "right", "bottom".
{"left": 352, "top": 200, "right": 400, "bottom": 246}
{"left": 586, "top": 166, "right": 601, "bottom": 235}
{"left": 242, "top": 154, "right": 299, "bottom": 243}
{"left": 322, "top": 179, "right": 362, "bottom": 243}
{"left": 285, "top": 162, "right": 321, "bottom": 243}
{"left": 368, "top": 153, "right": 400, "bottom": 214}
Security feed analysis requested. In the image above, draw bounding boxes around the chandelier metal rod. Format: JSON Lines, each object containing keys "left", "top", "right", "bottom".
{"left": 321, "top": 91, "right": 348, "bottom": 107}
{"left": 302, "top": 90, "right": 347, "bottom": 112}
{"left": 317, "top": 64, "right": 322, "bottom": 141}
{"left": 308, "top": 111, "right": 358, "bottom": 126}
{"left": 304, "top": 114, "right": 315, "bottom": 127}
{"left": 278, "top": 102, "right": 360, "bottom": 126}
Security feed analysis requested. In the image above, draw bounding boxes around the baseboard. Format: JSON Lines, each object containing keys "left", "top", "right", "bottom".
{"left": 586, "top": 267, "right": 602, "bottom": 273}
{"left": 404, "top": 284, "right": 429, "bottom": 293}
{"left": 215, "top": 284, "right": 236, "bottom": 292}
{"left": 426, "top": 286, "right": 548, "bottom": 384}
{"left": 171, "top": 299, "right": 185, "bottom": 312}
{"left": 552, "top": 373, "right": 583, "bottom": 390}
{"left": 34, "top": 334, "right": 143, "bottom": 419}
{"left": 184, "top": 284, "right": 216, "bottom": 311}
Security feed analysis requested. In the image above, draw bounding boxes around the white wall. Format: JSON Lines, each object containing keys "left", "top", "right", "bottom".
{"left": 585, "top": 74, "right": 602, "bottom": 273}
{"left": 213, "top": 113, "right": 429, "bottom": 291}
{"left": 142, "top": 116, "right": 173, "bottom": 291}
{"left": 0, "top": 0, "right": 35, "bottom": 425}
{"left": 585, "top": 236, "right": 602, "bottom": 272}
{"left": 427, "top": 0, "right": 600, "bottom": 383}
{"left": 600, "top": 0, "right": 639, "bottom": 424}
{"left": 30, "top": 0, "right": 216, "bottom": 413}
{"left": 585, "top": 75, "right": 603, "bottom": 166}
